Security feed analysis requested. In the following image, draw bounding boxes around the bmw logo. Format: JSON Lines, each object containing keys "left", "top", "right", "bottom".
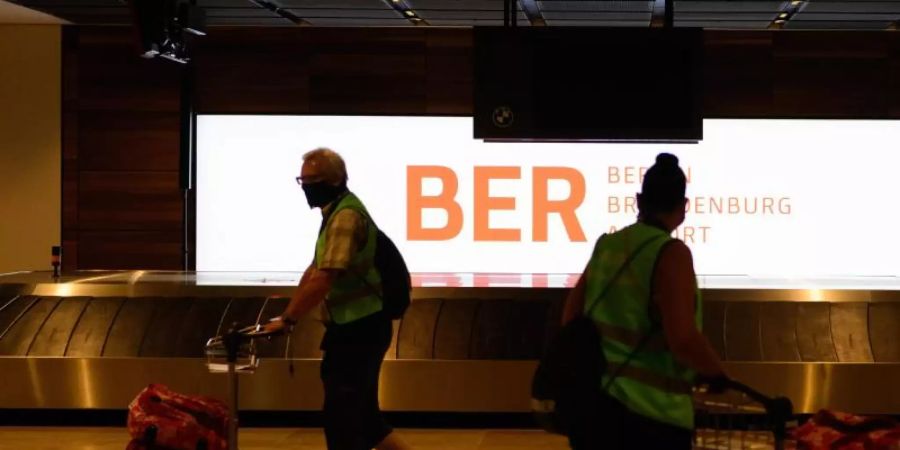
{"left": 492, "top": 106, "right": 514, "bottom": 128}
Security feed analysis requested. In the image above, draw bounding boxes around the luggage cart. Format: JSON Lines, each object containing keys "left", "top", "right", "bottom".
{"left": 205, "top": 322, "right": 288, "bottom": 450}
{"left": 693, "top": 379, "right": 797, "bottom": 450}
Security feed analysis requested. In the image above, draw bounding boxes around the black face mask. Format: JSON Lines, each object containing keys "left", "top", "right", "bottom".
{"left": 302, "top": 182, "right": 345, "bottom": 208}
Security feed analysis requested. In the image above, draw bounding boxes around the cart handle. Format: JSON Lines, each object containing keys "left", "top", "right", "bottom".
{"left": 716, "top": 377, "right": 794, "bottom": 422}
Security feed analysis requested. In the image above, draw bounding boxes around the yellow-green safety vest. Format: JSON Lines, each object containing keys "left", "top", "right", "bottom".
{"left": 316, "top": 192, "right": 383, "bottom": 325}
{"left": 584, "top": 222, "right": 702, "bottom": 429}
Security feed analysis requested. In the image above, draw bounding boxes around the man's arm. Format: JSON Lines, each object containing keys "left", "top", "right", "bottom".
{"left": 282, "top": 267, "right": 337, "bottom": 322}
{"left": 269, "top": 208, "right": 365, "bottom": 330}
{"left": 263, "top": 264, "right": 339, "bottom": 333}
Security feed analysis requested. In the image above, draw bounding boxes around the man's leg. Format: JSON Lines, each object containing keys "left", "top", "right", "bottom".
{"left": 321, "top": 345, "right": 369, "bottom": 450}
{"left": 364, "top": 338, "right": 411, "bottom": 450}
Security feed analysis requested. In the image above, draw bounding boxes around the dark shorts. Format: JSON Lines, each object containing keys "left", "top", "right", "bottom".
{"left": 320, "top": 313, "right": 393, "bottom": 450}
{"left": 568, "top": 393, "right": 693, "bottom": 450}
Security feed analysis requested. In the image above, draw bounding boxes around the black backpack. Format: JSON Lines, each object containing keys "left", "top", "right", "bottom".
{"left": 372, "top": 229, "right": 411, "bottom": 320}
{"left": 531, "top": 234, "right": 664, "bottom": 435}
{"left": 329, "top": 202, "right": 411, "bottom": 320}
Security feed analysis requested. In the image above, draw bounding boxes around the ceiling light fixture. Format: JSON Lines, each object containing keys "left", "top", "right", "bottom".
{"left": 382, "top": 0, "right": 428, "bottom": 25}
{"left": 779, "top": 12, "right": 789, "bottom": 19}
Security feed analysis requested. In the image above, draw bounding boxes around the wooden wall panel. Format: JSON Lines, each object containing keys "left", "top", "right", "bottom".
{"left": 62, "top": 26, "right": 183, "bottom": 270}
{"left": 77, "top": 172, "right": 182, "bottom": 230}
{"left": 62, "top": 26, "right": 900, "bottom": 270}
{"left": 77, "top": 230, "right": 183, "bottom": 270}
{"left": 890, "top": 33, "right": 900, "bottom": 119}
{"left": 703, "top": 31, "right": 774, "bottom": 117}
{"left": 773, "top": 32, "right": 892, "bottom": 118}
{"left": 77, "top": 111, "right": 180, "bottom": 171}
{"left": 193, "top": 28, "right": 311, "bottom": 114}
{"left": 425, "top": 29, "right": 473, "bottom": 115}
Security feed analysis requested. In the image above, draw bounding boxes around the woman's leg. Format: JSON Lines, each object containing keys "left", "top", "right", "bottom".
{"left": 621, "top": 406, "right": 693, "bottom": 450}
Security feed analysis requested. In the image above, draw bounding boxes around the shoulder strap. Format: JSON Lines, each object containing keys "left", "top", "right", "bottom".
{"left": 584, "top": 233, "right": 666, "bottom": 317}
{"left": 597, "top": 233, "right": 670, "bottom": 393}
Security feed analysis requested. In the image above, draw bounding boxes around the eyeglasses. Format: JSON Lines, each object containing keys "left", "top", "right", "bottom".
{"left": 296, "top": 176, "right": 325, "bottom": 185}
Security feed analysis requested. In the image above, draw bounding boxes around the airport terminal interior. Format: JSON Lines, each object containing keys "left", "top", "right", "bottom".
{"left": 1, "top": 0, "right": 900, "bottom": 449}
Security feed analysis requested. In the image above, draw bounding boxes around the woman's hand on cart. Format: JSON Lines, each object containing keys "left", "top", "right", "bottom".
{"left": 695, "top": 373, "right": 731, "bottom": 394}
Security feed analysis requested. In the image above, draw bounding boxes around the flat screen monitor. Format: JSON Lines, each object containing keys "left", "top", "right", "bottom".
{"left": 474, "top": 27, "right": 703, "bottom": 142}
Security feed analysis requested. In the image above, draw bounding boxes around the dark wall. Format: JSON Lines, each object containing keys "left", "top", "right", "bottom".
{"left": 62, "top": 27, "right": 900, "bottom": 270}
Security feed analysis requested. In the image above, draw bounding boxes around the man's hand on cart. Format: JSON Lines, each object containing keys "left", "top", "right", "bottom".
{"left": 257, "top": 316, "right": 294, "bottom": 336}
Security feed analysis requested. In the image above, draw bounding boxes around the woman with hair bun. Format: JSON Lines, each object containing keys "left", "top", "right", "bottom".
{"left": 561, "top": 153, "right": 727, "bottom": 449}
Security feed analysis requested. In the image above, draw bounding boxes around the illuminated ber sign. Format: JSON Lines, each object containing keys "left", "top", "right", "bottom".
{"left": 406, "top": 165, "right": 791, "bottom": 244}
{"left": 407, "top": 166, "right": 586, "bottom": 242}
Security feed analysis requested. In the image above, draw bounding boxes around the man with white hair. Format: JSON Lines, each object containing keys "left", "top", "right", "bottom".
{"left": 264, "top": 148, "right": 411, "bottom": 450}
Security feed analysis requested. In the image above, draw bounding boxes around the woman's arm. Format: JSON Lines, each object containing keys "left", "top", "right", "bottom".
{"left": 653, "top": 241, "right": 726, "bottom": 377}
{"left": 561, "top": 273, "right": 587, "bottom": 325}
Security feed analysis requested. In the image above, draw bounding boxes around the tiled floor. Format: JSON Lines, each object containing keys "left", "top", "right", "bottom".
{"left": 0, "top": 427, "right": 570, "bottom": 450}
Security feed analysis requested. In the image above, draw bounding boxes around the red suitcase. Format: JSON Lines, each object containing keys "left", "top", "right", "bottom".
{"left": 794, "top": 409, "right": 900, "bottom": 450}
{"left": 127, "top": 384, "right": 230, "bottom": 450}
{"left": 125, "top": 439, "right": 178, "bottom": 450}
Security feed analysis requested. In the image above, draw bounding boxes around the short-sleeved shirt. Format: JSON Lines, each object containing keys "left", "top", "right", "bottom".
{"left": 316, "top": 204, "right": 368, "bottom": 271}
{"left": 315, "top": 197, "right": 391, "bottom": 348}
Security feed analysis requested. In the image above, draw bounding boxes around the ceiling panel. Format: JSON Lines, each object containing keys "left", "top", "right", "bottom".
{"left": 35, "top": 6, "right": 125, "bottom": 15}
{"left": 544, "top": 19, "right": 650, "bottom": 26}
{"left": 277, "top": 0, "right": 388, "bottom": 7}
{"left": 543, "top": 11, "right": 650, "bottom": 20}
{"left": 675, "top": 1, "right": 784, "bottom": 13}
{"left": 802, "top": 1, "right": 900, "bottom": 14}
{"left": 0, "top": 0, "right": 66, "bottom": 23}
{"left": 305, "top": 17, "right": 412, "bottom": 26}
{"left": 197, "top": 0, "right": 264, "bottom": 6}
{"left": 795, "top": 12, "right": 900, "bottom": 21}
{"left": 11, "top": 0, "right": 123, "bottom": 5}
{"left": 204, "top": 8, "right": 282, "bottom": 17}
{"left": 677, "top": 11, "right": 778, "bottom": 20}
{"left": 407, "top": 0, "right": 504, "bottom": 9}
{"left": 206, "top": 16, "right": 296, "bottom": 25}
{"left": 428, "top": 18, "right": 533, "bottom": 25}
{"left": 676, "top": 19, "right": 772, "bottom": 28}
{"left": 27, "top": 5, "right": 129, "bottom": 23}
{"left": 538, "top": 1, "right": 653, "bottom": 12}
{"left": 10, "top": 0, "right": 900, "bottom": 29}
{"left": 785, "top": 19, "right": 892, "bottom": 29}
{"left": 286, "top": 8, "right": 402, "bottom": 18}
{"left": 416, "top": 9, "right": 527, "bottom": 19}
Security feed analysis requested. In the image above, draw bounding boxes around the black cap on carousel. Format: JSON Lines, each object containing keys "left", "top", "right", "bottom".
{"left": 640, "top": 153, "right": 687, "bottom": 213}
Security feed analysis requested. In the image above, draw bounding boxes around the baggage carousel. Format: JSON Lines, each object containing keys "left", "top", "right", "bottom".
{"left": 0, "top": 271, "right": 898, "bottom": 415}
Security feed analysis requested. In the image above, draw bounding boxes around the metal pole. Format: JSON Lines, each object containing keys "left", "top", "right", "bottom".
{"left": 511, "top": 0, "right": 518, "bottom": 27}
{"left": 180, "top": 62, "right": 196, "bottom": 271}
{"left": 228, "top": 361, "right": 238, "bottom": 450}
{"left": 503, "top": 0, "right": 510, "bottom": 27}
{"left": 224, "top": 325, "right": 240, "bottom": 450}
{"left": 664, "top": 0, "right": 673, "bottom": 28}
